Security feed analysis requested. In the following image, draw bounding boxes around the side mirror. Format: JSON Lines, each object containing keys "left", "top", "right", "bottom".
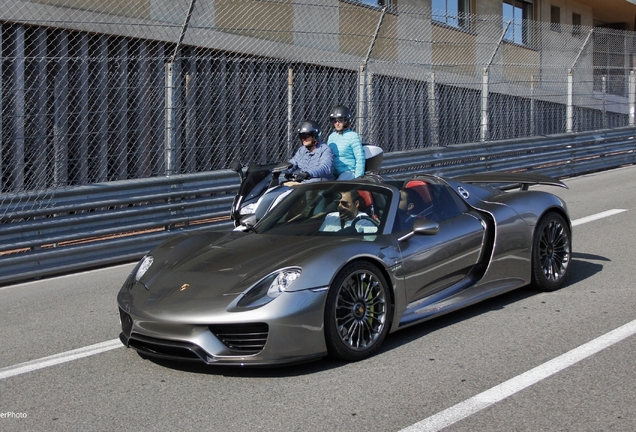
{"left": 230, "top": 160, "right": 243, "bottom": 173}
{"left": 272, "top": 161, "right": 293, "bottom": 173}
{"left": 413, "top": 218, "right": 439, "bottom": 235}
{"left": 398, "top": 218, "right": 439, "bottom": 242}
{"left": 240, "top": 214, "right": 257, "bottom": 227}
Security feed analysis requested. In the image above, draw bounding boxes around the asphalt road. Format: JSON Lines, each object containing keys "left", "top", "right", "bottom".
{"left": 1, "top": 166, "right": 635, "bottom": 432}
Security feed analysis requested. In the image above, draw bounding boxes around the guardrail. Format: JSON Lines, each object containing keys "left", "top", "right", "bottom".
{"left": 0, "top": 171, "right": 239, "bottom": 285}
{"left": 1, "top": 128, "right": 635, "bottom": 285}
{"left": 380, "top": 127, "right": 636, "bottom": 179}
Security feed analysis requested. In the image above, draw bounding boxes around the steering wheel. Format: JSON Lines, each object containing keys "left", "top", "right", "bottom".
{"left": 352, "top": 215, "right": 380, "bottom": 233}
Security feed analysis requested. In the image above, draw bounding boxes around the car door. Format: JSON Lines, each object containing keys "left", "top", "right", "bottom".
{"left": 396, "top": 181, "right": 486, "bottom": 303}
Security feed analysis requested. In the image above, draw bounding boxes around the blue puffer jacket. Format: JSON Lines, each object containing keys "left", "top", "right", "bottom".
{"left": 327, "top": 129, "right": 365, "bottom": 178}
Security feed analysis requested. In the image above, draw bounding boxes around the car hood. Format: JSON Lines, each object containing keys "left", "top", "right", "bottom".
{"left": 126, "top": 231, "right": 371, "bottom": 318}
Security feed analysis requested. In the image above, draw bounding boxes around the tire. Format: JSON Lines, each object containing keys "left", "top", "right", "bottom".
{"left": 531, "top": 212, "right": 571, "bottom": 292}
{"left": 324, "top": 262, "right": 392, "bottom": 361}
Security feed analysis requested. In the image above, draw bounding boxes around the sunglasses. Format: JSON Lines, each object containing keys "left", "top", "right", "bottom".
{"left": 331, "top": 118, "right": 345, "bottom": 124}
{"left": 299, "top": 133, "right": 313, "bottom": 140}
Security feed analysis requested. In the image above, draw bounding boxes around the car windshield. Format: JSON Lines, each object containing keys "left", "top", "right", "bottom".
{"left": 255, "top": 182, "right": 393, "bottom": 236}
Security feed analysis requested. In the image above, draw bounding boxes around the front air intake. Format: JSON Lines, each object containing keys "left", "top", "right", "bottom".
{"left": 208, "top": 323, "right": 269, "bottom": 354}
{"left": 128, "top": 334, "right": 205, "bottom": 362}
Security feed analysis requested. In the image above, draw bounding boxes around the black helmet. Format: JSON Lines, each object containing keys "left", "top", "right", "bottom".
{"left": 297, "top": 120, "right": 321, "bottom": 142}
{"left": 329, "top": 105, "right": 352, "bottom": 128}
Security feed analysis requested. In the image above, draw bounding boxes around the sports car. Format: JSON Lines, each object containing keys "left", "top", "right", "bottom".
{"left": 117, "top": 172, "right": 572, "bottom": 366}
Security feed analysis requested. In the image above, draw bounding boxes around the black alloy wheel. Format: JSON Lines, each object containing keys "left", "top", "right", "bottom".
{"left": 532, "top": 212, "right": 571, "bottom": 292}
{"left": 324, "top": 262, "right": 392, "bottom": 361}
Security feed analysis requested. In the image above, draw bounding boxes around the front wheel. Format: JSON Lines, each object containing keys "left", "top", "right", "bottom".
{"left": 531, "top": 212, "right": 571, "bottom": 292}
{"left": 324, "top": 262, "right": 392, "bottom": 361}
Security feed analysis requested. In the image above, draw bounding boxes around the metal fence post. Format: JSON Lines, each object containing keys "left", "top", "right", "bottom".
{"left": 566, "top": 69, "right": 573, "bottom": 133}
{"left": 0, "top": 27, "right": 2, "bottom": 191}
{"left": 53, "top": 30, "right": 69, "bottom": 187}
{"left": 366, "top": 71, "right": 374, "bottom": 144}
{"left": 164, "top": 0, "right": 197, "bottom": 177}
{"left": 358, "top": 64, "right": 366, "bottom": 140}
{"left": 12, "top": 25, "right": 25, "bottom": 190}
{"left": 481, "top": 21, "right": 509, "bottom": 143}
{"left": 185, "top": 70, "right": 197, "bottom": 173}
{"left": 287, "top": 67, "right": 294, "bottom": 158}
{"left": 165, "top": 62, "right": 176, "bottom": 176}
{"left": 481, "top": 67, "right": 489, "bottom": 142}
{"left": 602, "top": 75, "right": 607, "bottom": 129}
{"left": 530, "top": 74, "right": 535, "bottom": 136}
{"left": 428, "top": 72, "right": 439, "bottom": 146}
{"left": 358, "top": 6, "right": 386, "bottom": 142}
{"left": 568, "top": 28, "right": 593, "bottom": 134}
{"left": 96, "top": 36, "right": 109, "bottom": 183}
{"left": 630, "top": 70, "right": 636, "bottom": 127}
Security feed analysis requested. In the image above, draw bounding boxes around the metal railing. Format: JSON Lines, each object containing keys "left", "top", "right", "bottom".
{"left": 0, "top": 170, "right": 237, "bottom": 284}
{"left": 1, "top": 128, "right": 634, "bottom": 286}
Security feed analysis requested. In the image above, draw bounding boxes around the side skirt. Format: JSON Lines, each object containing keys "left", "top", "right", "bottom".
{"left": 397, "top": 277, "right": 525, "bottom": 330}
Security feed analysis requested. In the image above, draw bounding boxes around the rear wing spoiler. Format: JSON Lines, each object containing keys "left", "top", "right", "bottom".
{"left": 453, "top": 172, "right": 568, "bottom": 190}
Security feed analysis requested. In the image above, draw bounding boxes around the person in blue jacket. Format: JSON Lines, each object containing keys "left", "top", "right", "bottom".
{"left": 327, "top": 105, "right": 365, "bottom": 180}
{"left": 285, "top": 120, "right": 335, "bottom": 184}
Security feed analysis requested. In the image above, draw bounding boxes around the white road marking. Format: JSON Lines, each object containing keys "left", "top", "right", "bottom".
{"left": 0, "top": 262, "right": 136, "bottom": 291}
{"left": 0, "top": 339, "right": 122, "bottom": 381}
{"left": 571, "top": 209, "right": 627, "bottom": 226}
{"left": 400, "top": 321, "right": 636, "bottom": 432}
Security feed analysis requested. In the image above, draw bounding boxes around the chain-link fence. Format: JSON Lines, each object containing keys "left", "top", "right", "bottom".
{"left": 1, "top": 0, "right": 635, "bottom": 211}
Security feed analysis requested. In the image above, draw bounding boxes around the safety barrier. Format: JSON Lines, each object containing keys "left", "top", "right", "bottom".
{"left": 0, "top": 171, "right": 238, "bottom": 285}
{"left": 1, "top": 128, "right": 634, "bottom": 285}
{"left": 379, "top": 127, "right": 636, "bottom": 179}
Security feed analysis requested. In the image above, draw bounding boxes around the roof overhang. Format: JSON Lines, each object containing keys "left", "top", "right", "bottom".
{"left": 573, "top": 0, "right": 636, "bottom": 29}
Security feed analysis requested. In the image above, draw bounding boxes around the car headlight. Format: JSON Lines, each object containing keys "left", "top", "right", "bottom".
{"left": 237, "top": 267, "right": 301, "bottom": 308}
{"left": 135, "top": 255, "right": 154, "bottom": 282}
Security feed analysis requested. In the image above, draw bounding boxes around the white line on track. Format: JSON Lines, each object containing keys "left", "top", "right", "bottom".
{"left": 0, "top": 339, "right": 122, "bottom": 381}
{"left": 571, "top": 208, "right": 627, "bottom": 226}
{"left": 0, "top": 262, "right": 136, "bottom": 291}
{"left": 400, "top": 319, "right": 636, "bottom": 432}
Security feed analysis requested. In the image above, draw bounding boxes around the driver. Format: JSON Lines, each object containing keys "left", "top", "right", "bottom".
{"left": 284, "top": 120, "right": 335, "bottom": 184}
{"left": 319, "top": 190, "right": 377, "bottom": 233}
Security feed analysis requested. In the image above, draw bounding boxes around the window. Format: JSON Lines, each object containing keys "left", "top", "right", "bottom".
{"left": 357, "top": 0, "right": 391, "bottom": 8}
{"left": 503, "top": 0, "right": 534, "bottom": 46}
{"left": 432, "top": 0, "right": 473, "bottom": 31}
{"left": 551, "top": 5, "right": 561, "bottom": 32}
{"left": 572, "top": 12, "right": 582, "bottom": 37}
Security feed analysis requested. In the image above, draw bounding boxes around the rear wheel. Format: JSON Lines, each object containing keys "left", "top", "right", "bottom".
{"left": 531, "top": 212, "right": 571, "bottom": 291}
{"left": 324, "top": 262, "right": 392, "bottom": 361}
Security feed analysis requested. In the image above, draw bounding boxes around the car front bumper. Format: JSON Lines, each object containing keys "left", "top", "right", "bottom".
{"left": 117, "top": 288, "right": 329, "bottom": 366}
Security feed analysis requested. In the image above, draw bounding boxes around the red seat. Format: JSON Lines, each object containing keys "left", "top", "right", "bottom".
{"left": 357, "top": 190, "right": 378, "bottom": 220}
{"left": 358, "top": 190, "right": 374, "bottom": 208}
{"left": 404, "top": 180, "right": 432, "bottom": 205}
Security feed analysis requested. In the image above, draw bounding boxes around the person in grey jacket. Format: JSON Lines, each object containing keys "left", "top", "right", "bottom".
{"left": 285, "top": 120, "right": 335, "bottom": 183}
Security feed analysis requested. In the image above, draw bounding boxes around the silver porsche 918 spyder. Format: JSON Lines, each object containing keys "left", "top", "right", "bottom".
{"left": 117, "top": 172, "right": 571, "bottom": 366}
